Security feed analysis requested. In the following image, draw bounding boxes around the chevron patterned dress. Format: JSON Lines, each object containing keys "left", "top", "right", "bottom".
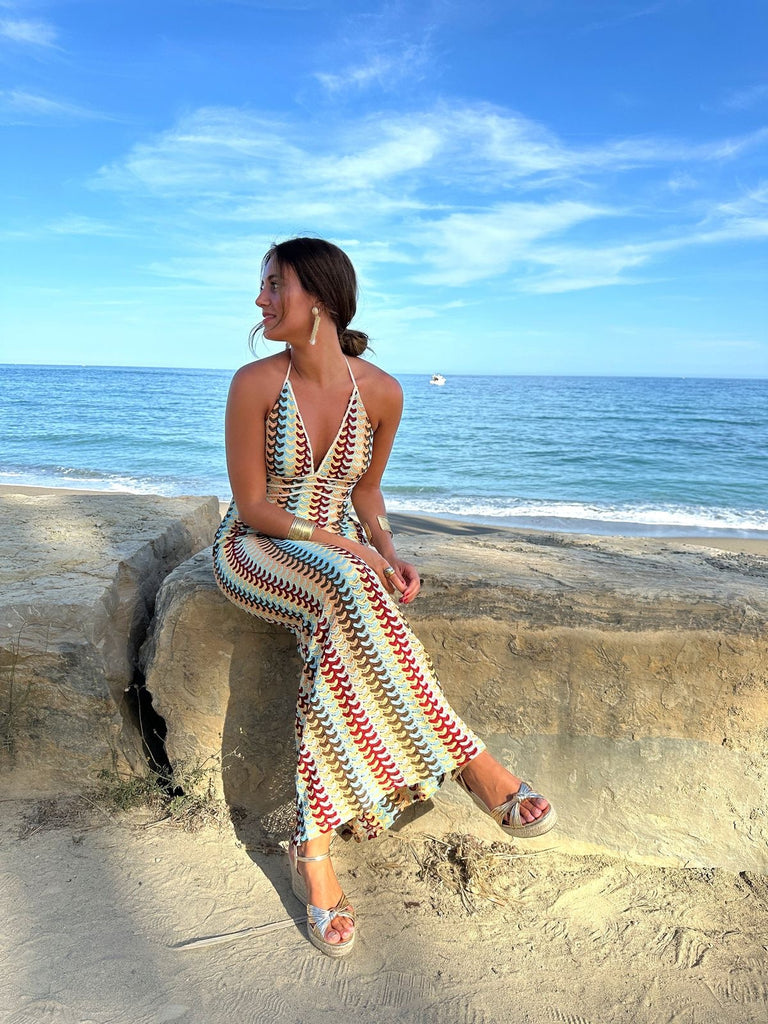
{"left": 213, "top": 359, "right": 484, "bottom": 843}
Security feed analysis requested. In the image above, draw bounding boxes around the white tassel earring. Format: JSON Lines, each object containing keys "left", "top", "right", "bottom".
{"left": 309, "top": 307, "right": 320, "bottom": 346}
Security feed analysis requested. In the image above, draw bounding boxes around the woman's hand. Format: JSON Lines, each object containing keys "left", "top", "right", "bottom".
{"left": 369, "top": 553, "right": 420, "bottom": 605}
{"left": 345, "top": 542, "right": 418, "bottom": 604}
{"left": 357, "top": 546, "right": 405, "bottom": 597}
{"left": 393, "top": 559, "right": 420, "bottom": 604}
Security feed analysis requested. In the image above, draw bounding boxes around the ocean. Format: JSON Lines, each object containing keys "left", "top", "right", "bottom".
{"left": 2, "top": 364, "right": 767, "bottom": 538}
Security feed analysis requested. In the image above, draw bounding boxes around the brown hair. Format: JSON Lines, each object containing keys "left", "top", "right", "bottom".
{"left": 249, "top": 237, "right": 369, "bottom": 356}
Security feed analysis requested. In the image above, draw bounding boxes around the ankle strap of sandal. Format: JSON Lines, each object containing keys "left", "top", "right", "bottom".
{"left": 295, "top": 851, "right": 331, "bottom": 864}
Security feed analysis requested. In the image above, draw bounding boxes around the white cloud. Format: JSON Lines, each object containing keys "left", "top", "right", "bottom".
{"left": 712, "top": 182, "right": 768, "bottom": 219}
{"left": 0, "top": 89, "right": 107, "bottom": 122}
{"left": 667, "top": 172, "right": 698, "bottom": 193}
{"left": 720, "top": 83, "right": 768, "bottom": 111}
{"left": 0, "top": 18, "right": 56, "bottom": 46}
{"left": 583, "top": 2, "right": 669, "bottom": 33}
{"left": 316, "top": 43, "right": 430, "bottom": 94}
{"left": 520, "top": 191, "right": 768, "bottom": 294}
{"left": 522, "top": 241, "right": 657, "bottom": 293}
{"left": 0, "top": 214, "right": 131, "bottom": 243}
{"left": 47, "top": 216, "right": 122, "bottom": 236}
{"left": 88, "top": 101, "right": 768, "bottom": 299}
{"left": 315, "top": 122, "right": 442, "bottom": 188}
{"left": 93, "top": 103, "right": 768, "bottom": 201}
{"left": 93, "top": 108, "right": 302, "bottom": 193}
{"left": 146, "top": 244, "right": 262, "bottom": 292}
{"left": 313, "top": 2, "right": 434, "bottom": 96}
{"left": 557, "top": 127, "right": 768, "bottom": 171}
{"left": 414, "top": 201, "right": 612, "bottom": 285}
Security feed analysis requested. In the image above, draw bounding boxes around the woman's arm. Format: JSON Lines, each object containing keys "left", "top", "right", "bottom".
{"left": 225, "top": 360, "right": 293, "bottom": 536}
{"left": 352, "top": 377, "right": 421, "bottom": 605}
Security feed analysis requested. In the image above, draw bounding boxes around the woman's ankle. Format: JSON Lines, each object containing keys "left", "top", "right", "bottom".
{"left": 297, "top": 834, "right": 333, "bottom": 859}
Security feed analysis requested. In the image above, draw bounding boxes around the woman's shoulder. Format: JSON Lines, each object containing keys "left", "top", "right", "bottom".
{"left": 228, "top": 352, "right": 289, "bottom": 410}
{"left": 349, "top": 358, "right": 402, "bottom": 400}
{"left": 230, "top": 352, "right": 289, "bottom": 390}
{"left": 350, "top": 358, "right": 403, "bottom": 427}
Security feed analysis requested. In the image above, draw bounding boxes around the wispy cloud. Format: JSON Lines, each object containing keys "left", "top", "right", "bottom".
{"left": 47, "top": 216, "right": 123, "bottom": 237}
{"left": 93, "top": 108, "right": 299, "bottom": 193}
{"left": 215, "top": 0, "right": 326, "bottom": 8}
{"left": 522, "top": 190, "right": 768, "bottom": 294}
{"left": 582, "top": 2, "right": 669, "bottom": 33}
{"left": 314, "top": 1, "right": 435, "bottom": 95}
{"left": 0, "top": 215, "right": 130, "bottom": 242}
{"left": 0, "top": 88, "right": 108, "bottom": 122}
{"left": 713, "top": 182, "right": 768, "bottom": 218}
{"left": 0, "top": 18, "right": 57, "bottom": 47}
{"left": 316, "top": 44, "right": 431, "bottom": 94}
{"left": 316, "top": 121, "right": 442, "bottom": 188}
{"left": 414, "top": 201, "right": 613, "bottom": 285}
{"left": 88, "top": 100, "right": 768, "bottom": 299}
{"left": 667, "top": 172, "right": 698, "bottom": 193}
{"left": 719, "top": 83, "right": 768, "bottom": 111}
{"left": 94, "top": 103, "right": 766, "bottom": 201}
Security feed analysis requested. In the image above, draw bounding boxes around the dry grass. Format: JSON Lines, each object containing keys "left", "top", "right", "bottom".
{"left": 1, "top": 625, "right": 46, "bottom": 759}
{"left": 17, "top": 753, "right": 234, "bottom": 839}
{"left": 361, "top": 829, "right": 553, "bottom": 915}
{"left": 414, "top": 832, "right": 544, "bottom": 912}
{"left": 18, "top": 794, "right": 102, "bottom": 839}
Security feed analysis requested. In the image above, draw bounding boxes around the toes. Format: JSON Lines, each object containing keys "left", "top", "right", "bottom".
{"left": 331, "top": 918, "right": 353, "bottom": 943}
{"left": 517, "top": 797, "right": 549, "bottom": 823}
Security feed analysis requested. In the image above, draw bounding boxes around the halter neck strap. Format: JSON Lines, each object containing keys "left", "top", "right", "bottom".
{"left": 283, "top": 354, "right": 356, "bottom": 388}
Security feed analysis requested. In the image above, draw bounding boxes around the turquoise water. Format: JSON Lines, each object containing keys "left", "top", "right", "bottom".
{"left": 2, "top": 364, "right": 767, "bottom": 537}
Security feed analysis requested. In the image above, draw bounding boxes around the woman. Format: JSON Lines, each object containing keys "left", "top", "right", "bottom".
{"left": 213, "top": 237, "right": 555, "bottom": 957}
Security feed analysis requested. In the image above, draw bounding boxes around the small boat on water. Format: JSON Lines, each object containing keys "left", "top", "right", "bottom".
{"left": 429, "top": 373, "right": 446, "bottom": 386}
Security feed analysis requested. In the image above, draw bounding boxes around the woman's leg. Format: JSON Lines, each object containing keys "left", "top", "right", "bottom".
{"left": 294, "top": 833, "right": 355, "bottom": 945}
{"left": 457, "top": 749, "right": 551, "bottom": 824}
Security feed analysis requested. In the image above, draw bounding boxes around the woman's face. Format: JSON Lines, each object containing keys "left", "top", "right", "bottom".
{"left": 255, "top": 256, "right": 315, "bottom": 344}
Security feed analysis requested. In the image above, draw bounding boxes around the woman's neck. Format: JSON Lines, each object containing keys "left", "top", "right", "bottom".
{"left": 288, "top": 339, "right": 349, "bottom": 386}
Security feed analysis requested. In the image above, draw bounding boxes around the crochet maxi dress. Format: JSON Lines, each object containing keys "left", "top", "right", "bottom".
{"left": 213, "top": 358, "right": 484, "bottom": 843}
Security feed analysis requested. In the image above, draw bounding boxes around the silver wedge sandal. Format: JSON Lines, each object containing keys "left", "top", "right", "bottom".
{"left": 288, "top": 843, "right": 356, "bottom": 958}
{"left": 453, "top": 767, "right": 557, "bottom": 839}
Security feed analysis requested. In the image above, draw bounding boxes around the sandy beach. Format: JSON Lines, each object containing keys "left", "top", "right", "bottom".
{"left": 1, "top": 485, "right": 767, "bottom": 1023}
{"left": 2, "top": 795, "right": 767, "bottom": 1024}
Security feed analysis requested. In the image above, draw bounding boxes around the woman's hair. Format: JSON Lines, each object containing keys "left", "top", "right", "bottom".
{"left": 249, "top": 237, "right": 369, "bottom": 357}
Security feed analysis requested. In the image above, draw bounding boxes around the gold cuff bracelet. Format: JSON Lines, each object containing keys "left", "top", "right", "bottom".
{"left": 287, "top": 516, "right": 316, "bottom": 542}
{"left": 363, "top": 514, "right": 393, "bottom": 541}
{"left": 377, "top": 514, "right": 393, "bottom": 535}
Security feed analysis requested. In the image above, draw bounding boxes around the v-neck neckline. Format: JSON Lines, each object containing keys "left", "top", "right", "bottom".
{"left": 284, "top": 359, "right": 358, "bottom": 475}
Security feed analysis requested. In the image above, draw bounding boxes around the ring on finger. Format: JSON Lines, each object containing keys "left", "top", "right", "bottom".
{"left": 383, "top": 566, "right": 395, "bottom": 578}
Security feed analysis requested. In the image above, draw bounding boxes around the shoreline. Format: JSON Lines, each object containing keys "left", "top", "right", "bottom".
{"left": 3, "top": 483, "right": 768, "bottom": 555}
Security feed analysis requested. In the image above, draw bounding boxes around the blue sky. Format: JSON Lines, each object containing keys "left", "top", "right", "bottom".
{"left": 1, "top": 0, "right": 766, "bottom": 376}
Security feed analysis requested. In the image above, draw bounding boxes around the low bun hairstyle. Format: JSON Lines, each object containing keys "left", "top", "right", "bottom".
{"left": 253, "top": 237, "right": 369, "bottom": 357}
{"left": 337, "top": 328, "right": 369, "bottom": 357}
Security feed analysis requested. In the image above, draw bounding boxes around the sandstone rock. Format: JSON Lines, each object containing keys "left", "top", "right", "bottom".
{"left": 142, "top": 524, "right": 768, "bottom": 872}
{"left": 139, "top": 550, "right": 301, "bottom": 833}
{"left": 0, "top": 491, "right": 221, "bottom": 794}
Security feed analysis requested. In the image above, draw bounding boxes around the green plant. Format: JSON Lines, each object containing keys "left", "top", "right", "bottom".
{"left": 94, "top": 750, "right": 236, "bottom": 831}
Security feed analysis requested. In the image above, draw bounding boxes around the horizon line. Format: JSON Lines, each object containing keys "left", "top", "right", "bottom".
{"left": 1, "top": 362, "right": 767, "bottom": 382}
